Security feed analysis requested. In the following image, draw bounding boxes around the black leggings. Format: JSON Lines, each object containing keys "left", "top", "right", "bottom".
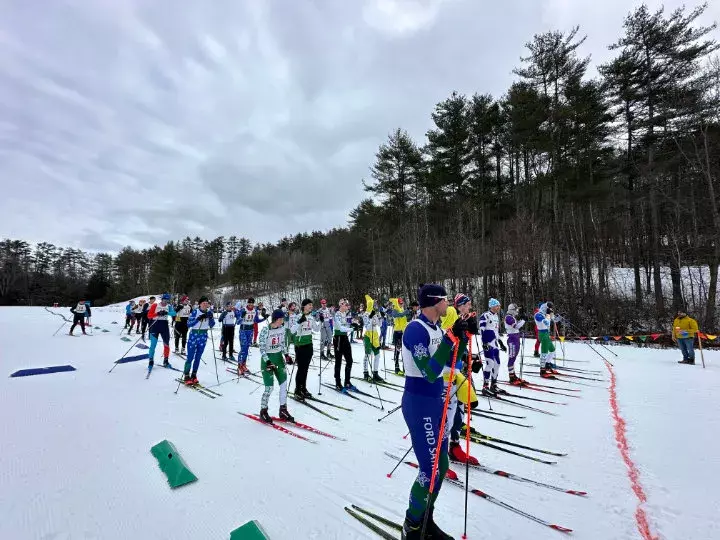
{"left": 70, "top": 314, "right": 86, "bottom": 334}
{"left": 294, "top": 344, "right": 313, "bottom": 392}
{"left": 221, "top": 325, "right": 235, "bottom": 355}
{"left": 174, "top": 319, "right": 188, "bottom": 349}
{"left": 333, "top": 334, "right": 353, "bottom": 386}
{"left": 393, "top": 331, "right": 403, "bottom": 366}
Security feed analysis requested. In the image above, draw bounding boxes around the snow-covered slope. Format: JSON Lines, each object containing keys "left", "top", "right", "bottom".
{"left": 1, "top": 306, "right": 718, "bottom": 539}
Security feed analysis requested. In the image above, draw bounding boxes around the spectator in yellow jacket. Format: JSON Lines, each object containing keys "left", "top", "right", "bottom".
{"left": 672, "top": 310, "right": 698, "bottom": 365}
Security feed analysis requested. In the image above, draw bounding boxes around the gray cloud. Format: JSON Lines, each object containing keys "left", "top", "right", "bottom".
{"left": 0, "top": 0, "right": 717, "bottom": 252}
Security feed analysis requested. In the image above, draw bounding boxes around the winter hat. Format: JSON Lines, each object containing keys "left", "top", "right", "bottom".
{"left": 161, "top": 293, "right": 171, "bottom": 301}
{"left": 320, "top": 299, "right": 327, "bottom": 305}
{"left": 454, "top": 293, "right": 471, "bottom": 308}
{"left": 247, "top": 297, "right": 255, "bottom": 304}
{"left": 198, "top": 296, "right": 209, "bottom": 305}
{"left": 488, "top": 298, "right": 501, "bottom": 309}
{"left": 410, "top": 301, "right": 419, "bottom": 308}
{"left": 181, "top": 295, "right": 189, "bottom": 303}
{"left": 418, "top": 284, "right": 448, "bottom": 308}
{"left": 301, "top": 298, "right": 313, "bottom": 308}
{"left": 507, "top": 303, "right": 518, "bottom": 315}
{"left": 226, "top": 301, "right": 232, "bottom": 307}
{"left": 271, "top": 309, "right": 285, "bottom": 321}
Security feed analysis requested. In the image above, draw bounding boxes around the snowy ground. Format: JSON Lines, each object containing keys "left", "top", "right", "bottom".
{"left": 1, "top": 306, "right": 718, "bottom": 540}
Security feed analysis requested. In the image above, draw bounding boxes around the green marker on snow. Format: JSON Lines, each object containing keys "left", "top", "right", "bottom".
{"left": 230, "top": 520, "right": 270, "bottom": 540}
{"left": 150, "top": 440, "right": 197, "bottom": 488}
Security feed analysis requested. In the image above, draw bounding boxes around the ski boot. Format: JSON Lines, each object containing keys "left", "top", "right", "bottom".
{"left": 449, "top": 441, "right": 479, "bottom": 465}
{"left": 508, "top": 373, "right": 527, "bottom": 386}
{"left": 372, "top": 371, "right": 385, "bottom": 383}
{"left": 490, "top": 380, "right": 508, "bottom": 396}
{"left": 533, "top": 350, "right": 540, "bottom": 358}
{"left": 294, "top": 389, "right": 306, "bottom": 402}
{"left": 327, "top": 350, "right": 334, "bottom": 359}
{"left": 540, "top": 367, "right": 555, "bottom": 379}
{"left": 344, "top": 382, "right": 358, "bottom": 392}
{"left": 395, "top": 362, "right": 401, "bottom": 375}
{"left": 363, "top": 371, "right": 371, "bottom": 381}
{"left": 221, "top": 354, "right": 227, "bottom": 361}
{"left": 320, "top": 352, "right": 328, "bottom": 361}
{"left": 183, "top": 373, "right": 192, "bottom": 385}
{"left": 278, "top": 405, "right": 295, "bottom": 422}
{"left": 148, "top": 359, "right": 155, "bottom": 369}
{"left": 181, "top": 347, "right": 186, "bottom": 355}
{"left": 259, "top": 408, "right": 273, "bottom": 424}
{"left": 425, "top": 507, "right": 454, "bottom": 539}
{"left": 162, "top": 357, "right": 170, "bottom": 368}
{"left": 481, "top": 383, "right": 496, "bottom": 397}
{"left": 335, "top": 381, "right": 345, "bottom": 392}
{"left": 174, "top": 346, "right": 180, "bottom": 354}
{"left": 301, "top": 387, "right": 313, "bottom": 399}
{"left": 189, "top": 371, "right": 199, "bottom": 385}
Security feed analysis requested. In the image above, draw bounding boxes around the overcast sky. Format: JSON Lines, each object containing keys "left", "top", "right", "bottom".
{"left": 0, "top": 0, "right": 718, "bottom": 253}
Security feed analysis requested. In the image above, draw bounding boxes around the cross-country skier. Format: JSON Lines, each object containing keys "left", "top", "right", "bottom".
{"left": 291, "top": 299, "right": 320, "bottom": 398}
{"left": 183, "top": 296, "right": 215, "bottom": 385}
{"left": 258, "top": 309, "right": 295, "bottom": 424}
{"left": 362, "top": 296, "right": 383, "bottom": 382}
{"left": 401, "top": 284, "right": 468, "bottom": 539}
{"left": 380, "top": 304, "right": 389, "bottom": 349}
{"left": 124, "top": 300, "right": 135, "bottom": 329}
{"left": 147, "top": 293, "right": 175, "bottom": 369}
{"left": 390, "top": 298, "right": 412, "bottom": 374}
{"left": 533, "top": 305, "right": 541, "bottom": 357}
{"left": 219, "top": 302, "right": 240, "bottom": 361}
{"left": 448, "top": 293, "right": 480, "bottom": 466}
{"left": 505, "top": 303, "right": 527, "bottom": 386}
{"left": 536, "top": 302, "right": 557, "bottom": 378}
{"left": 173, "top": 296, "right": 191, "bottom": 354}
{"left": 480, "top": 298, "right": 507, "bottom": 396}
{"left": 236, "top": 298, "right": 265, "bottom": 375}
{"left": 130, "top": 299, "right": 144, "bottom": 334}
{"left": 69, "top": 299, "right": 89, "bottom": 335}
{"left": 333, "top": 299, "right": 355, "bottom": 391}
{"left": 317, "top": 299, "right": 334, "bottom": 360}
{"left": 140, "top": 296, "right": 155, "bottom": 340}
{"left": 252, "top": 301, "right": 265, "bottom": 346}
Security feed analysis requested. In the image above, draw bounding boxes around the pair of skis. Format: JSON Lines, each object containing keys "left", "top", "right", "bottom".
{"left": 239, "top": 412, "right": 344, "bottom": 443}
{"left": 174, "top": 378, "right": 222, "bottom": 399}
{"left": 384, "top": 455, "right": 574, "bottom": 533}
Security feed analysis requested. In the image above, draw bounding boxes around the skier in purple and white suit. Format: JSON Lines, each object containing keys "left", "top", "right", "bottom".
{"left": 505, "top": 303, "right": 527, "bottom": 386}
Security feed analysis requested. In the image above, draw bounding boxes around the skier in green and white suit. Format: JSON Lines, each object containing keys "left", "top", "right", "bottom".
{"left": 258, "top": 309, "right": 295, "bottom": 425}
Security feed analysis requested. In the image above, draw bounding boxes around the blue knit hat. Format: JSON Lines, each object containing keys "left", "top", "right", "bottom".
{"left": 488, "top": 298, "right": 500, "bottom": 309}
{"left": 271, "top": 309, "right": 285, "bottom": 321}
{"left": 418, "top": 284, "right": 448, "bottom": 308}
{"left": 454, "top": 293, "right": 470, "bottom": 308}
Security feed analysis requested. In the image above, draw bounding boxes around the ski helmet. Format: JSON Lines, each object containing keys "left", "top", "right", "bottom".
{"left": 507, "top": 303, "right": 518, "bottom": 315}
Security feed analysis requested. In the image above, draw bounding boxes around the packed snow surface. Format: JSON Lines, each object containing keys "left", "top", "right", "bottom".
{"left": 1, "top": 306, "right": 718, "bottom": 539}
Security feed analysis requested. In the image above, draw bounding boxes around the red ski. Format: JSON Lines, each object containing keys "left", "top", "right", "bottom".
{"left": 272, "top": 418, "right": 346, "bottom": 441}
{"left": 238, "top": 413, "right": 316, "bottom": 443}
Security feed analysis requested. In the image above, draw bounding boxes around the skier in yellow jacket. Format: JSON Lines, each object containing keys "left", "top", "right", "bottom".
{"left": 672, "top": 309, "right": 699, "bottom": 365}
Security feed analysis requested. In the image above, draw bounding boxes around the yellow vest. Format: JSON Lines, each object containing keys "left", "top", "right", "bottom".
{"left": 390, "top": 298, "right": 408, "bottom": 332}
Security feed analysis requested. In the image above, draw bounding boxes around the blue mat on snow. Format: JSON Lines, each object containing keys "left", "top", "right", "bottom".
{"left": 135, "top": 343, "right": 149, "bottom": 349}
{"left": 11, "top": 365, "right": 76, "bottom": 378}
{"left": 115, "top": 354, "right": 149, "bottom": 364}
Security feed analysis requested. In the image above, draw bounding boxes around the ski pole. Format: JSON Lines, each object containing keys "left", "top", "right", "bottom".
{"left": 210, "top": 324, "right": 219, "bottom": 384}
{"left": 109, "top": 332, "right": 147, "bottom": 373}
{"left": 568, "top": 319, "right": 618, "bottom": 358}
{"left": 387, "top": 445, "right": 414, "bottom": 478}
{"left": 462, "top": 334, "right": 474, "bottom": 539}
{"left": 52, "top": 320, "right": 67, "bottom": 336}
{"left": 421, "top": 339, "right": 461, "bottom": 540}
{"left": 697, "top": 331, "right": 706, "bottom": 369}
{"left": 520, "top": 332, "right": 525, "bottom": 381}
{"left": 377, "top": 404, "right": 402, "bottom": 422}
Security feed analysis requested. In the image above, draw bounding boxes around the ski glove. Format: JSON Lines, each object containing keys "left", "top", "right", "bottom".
{"left": 499, "top": 339, "right": 507, "bottom": 352}
{"left": 369, "top": 310, "right": 376, "bottom": 319}
{"left": 319, "top": 313, "right": 325, "bottom": 322}
{"left": 465, "top": 315, "right": 479, "bottom": 335}
{"left": 284, "top": 354, "right": 294, "bottom": 365}
{"left": 298, "top": 314, "right": 307, "bottom": 324}
{"left": 265, "top": 361, "right": 277, "bottom": 372}
{"left": 482, "top": 342, "right": 490, "bottom": 352}
{"left": 451, "top": 318, "right": 469, "bottom": 341}
{"left": 157, "top": 310, "right": 168, "bottom": 317}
